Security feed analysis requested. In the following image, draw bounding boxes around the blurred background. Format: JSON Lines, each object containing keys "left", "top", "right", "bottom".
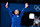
{"left": 1, "top": 0, "right": 40, "bottom": 27}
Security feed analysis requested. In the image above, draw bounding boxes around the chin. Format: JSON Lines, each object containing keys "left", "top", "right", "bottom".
{"left": 16, "top": 14, "right": 18, "bottom": 15}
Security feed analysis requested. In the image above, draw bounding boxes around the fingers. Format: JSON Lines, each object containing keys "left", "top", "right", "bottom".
{"left": 5, "top": 2, "right": 8, "bottom": 8}
{"left": 25, "top": 3, "right": 28, "bottom": 8}
{"left": 6, "top": 2, "right": 8, "bottom": 5}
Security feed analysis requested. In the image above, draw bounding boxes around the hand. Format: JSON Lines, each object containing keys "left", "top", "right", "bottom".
{"left": 25, "top": 3, "right": 28, "bottom": 8}
{"left": 5, "top": 2, "right": 8, "bottom": 8}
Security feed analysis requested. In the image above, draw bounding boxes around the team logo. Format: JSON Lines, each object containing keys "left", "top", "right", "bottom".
{"left": 34, "top": 5, "right": 40, "bottom": 11}
{"left": 17, "top": 15, "right": 19, "bottom": 17}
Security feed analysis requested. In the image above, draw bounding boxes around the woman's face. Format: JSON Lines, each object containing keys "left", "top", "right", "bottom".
{"left": 14, "top": 10, "right": 19, "bottom": 15}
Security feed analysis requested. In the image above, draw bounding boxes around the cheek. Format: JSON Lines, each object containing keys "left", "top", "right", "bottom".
{"left": 15, "top": 12, "right": 17, "bottom": 13}
{"left": 25, "top": 4, "right": 28, "bottom": 6}
{"left": 15, "top": 11, "right": 19, "bottom": 14}
{"left": 16, "top": 12, "right": 18, "bottom": 14}
{"left": 15, "top": 12, "right": 18, "bottom": 14}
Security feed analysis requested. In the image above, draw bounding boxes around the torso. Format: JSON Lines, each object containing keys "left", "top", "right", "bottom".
{"left": 12, "top": 14, "right": 21, "bottom": 23}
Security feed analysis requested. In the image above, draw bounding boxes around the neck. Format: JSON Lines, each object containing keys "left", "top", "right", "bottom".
{"left": 15, "top": 14, "right": 18, "bottom": 15}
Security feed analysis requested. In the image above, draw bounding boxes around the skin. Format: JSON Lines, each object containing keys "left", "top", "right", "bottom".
{"left": 5, "top": 2, "right": 28, "bottom": 15}
{"left": 5, "top": 2, "right": 8, "bottom": 8}
{"left": 25, "top": 3, "right": 28, "bottom": 8}
{"left": 14, "top": 9, "right": 19, "bottom": 15}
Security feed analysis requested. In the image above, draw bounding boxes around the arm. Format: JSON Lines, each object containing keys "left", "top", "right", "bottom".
{"left": 7, "top": 8, "right": 13, "bottom": 17}
{"left": 32, "top": 18, "right": 36, "bottom": 26}
{"left": 20, "top": 8, "right": 26, "bottom": 18}
{"left": 20, "top": 3, "right": 28, "bottom": 18}
{"left": 32, "top": 22, "right": 35, "bottom": 27}
{"left": 5, "top": 2, "right": 13, "bottom": 17}
{"left": 32, "top": 22, "right": 35, "bottom": 26}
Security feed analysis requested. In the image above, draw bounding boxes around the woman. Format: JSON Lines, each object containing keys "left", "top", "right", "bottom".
{"left": 5, "top": 2, "right": 28, "bottom": 27}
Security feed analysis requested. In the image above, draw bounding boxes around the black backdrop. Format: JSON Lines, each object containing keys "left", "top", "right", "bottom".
{"left": 21, "top": 12, "right": 40, "bottom": 26}
{"left": 1, "top": 0, "right": 40, "bottom": 4}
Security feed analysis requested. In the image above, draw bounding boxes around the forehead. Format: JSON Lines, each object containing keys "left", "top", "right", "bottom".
{"left": 15, "top": 10, "right": 19, "bottom": 11}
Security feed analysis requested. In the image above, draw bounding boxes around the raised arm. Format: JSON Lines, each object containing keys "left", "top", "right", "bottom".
{"left": 5, "top": 2, "right": 13, "bottom": 17}
{"left": 20, "top": 3, "right": 28, "bottom": 18}
{"left": 8, "top": 8, "right": 13, "bottom": 17}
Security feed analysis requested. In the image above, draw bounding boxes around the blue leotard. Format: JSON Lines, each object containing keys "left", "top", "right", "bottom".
{"left": 7, "top": 7, "right": 26, "bottom": 27}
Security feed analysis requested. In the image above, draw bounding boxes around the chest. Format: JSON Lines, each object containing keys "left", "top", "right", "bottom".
{"left": 12, "top": 15, "right": 20, "bottom": 18}
{"left": 12, "top": 15, "right": 21, "bottom": 21}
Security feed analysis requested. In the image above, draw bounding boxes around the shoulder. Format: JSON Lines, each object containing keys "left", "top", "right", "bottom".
{"left": 12, "top": 14, "right": 14, "bottom": 15}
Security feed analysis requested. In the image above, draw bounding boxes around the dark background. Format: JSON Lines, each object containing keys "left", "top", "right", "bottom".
{"left": 21, "top": 12, "right": 40, "bottom": 26}
{"left": 1, "top": 0, "right": 40, "bottom": 4}
{"left": 1, "top": 0, "right": 40, "bottom": 27}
